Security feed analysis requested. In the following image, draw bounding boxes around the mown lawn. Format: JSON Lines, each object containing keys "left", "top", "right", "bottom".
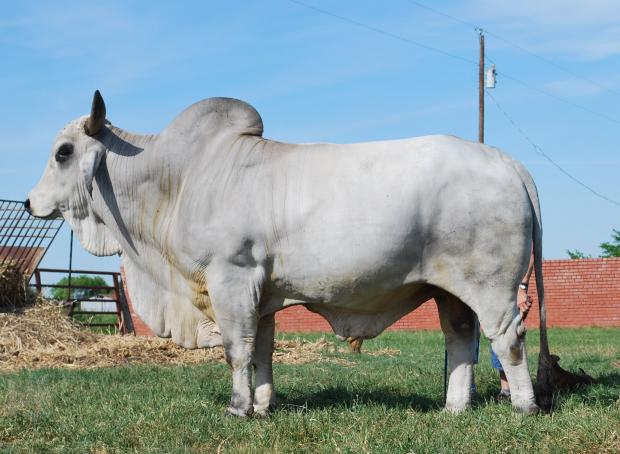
{"left": 0, "top": 328, "right": 618, "bottom": 453}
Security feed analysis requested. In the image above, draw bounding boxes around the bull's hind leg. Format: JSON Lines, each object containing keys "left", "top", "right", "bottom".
{"left": 467, "top": 289, "right": 538, "bottom": 415}
{"left": 435, "top": 293, "right": 478, "bottom": 413}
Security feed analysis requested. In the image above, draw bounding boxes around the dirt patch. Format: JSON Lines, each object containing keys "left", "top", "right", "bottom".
{"left": 0, "top": 301, "right": 361, "bottom": 372}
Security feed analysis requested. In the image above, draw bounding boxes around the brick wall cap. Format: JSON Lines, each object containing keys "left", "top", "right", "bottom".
{"left": 543, "top": 257, "right": 620, "bottom": 264}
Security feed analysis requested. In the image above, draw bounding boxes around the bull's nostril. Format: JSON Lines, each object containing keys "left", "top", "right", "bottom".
{"left": 24, "top": 199, "right": 31, "bottom": 210}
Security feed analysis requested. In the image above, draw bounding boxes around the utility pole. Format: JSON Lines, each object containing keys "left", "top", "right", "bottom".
{"left": 446, "top": 31, "right": 491, "bottom": 404}
{"left": 478, "top": 29, "right": 485, "bottom": 144}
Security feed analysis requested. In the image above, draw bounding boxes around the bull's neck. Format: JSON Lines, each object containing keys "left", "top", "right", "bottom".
{"left": 104, "top": 126, "right": 158, "bottom": 151}
{"left": 95, "top": 126, "right": 169, "bottom": 256}
{"left": 100, "top": 126, "right": 161, "bottom": 197}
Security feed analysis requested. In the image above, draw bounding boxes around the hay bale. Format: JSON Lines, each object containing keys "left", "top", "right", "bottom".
{"left": 0, "top": 261, "right": 30, "bottom": 310}
{"left": 0, "top": 301, "right": 95, "bottom": 357}
{"left": 0, "top": 299, "right": 364, "bottom": 372}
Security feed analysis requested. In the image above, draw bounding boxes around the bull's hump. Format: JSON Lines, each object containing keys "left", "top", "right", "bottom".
{"left": 166, "top": 97, "right": 264, "bottom": 139}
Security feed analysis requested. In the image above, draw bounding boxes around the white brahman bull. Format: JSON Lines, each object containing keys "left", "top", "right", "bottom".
{"left": 28, "top": 91, "right": 560, "bottom": 417}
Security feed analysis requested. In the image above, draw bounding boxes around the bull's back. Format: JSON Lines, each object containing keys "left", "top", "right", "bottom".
{"left": 267, "top": 134, "right": 530, "bottom": 302}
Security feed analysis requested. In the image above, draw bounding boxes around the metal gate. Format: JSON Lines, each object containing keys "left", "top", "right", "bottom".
{"left": 32, "top": 268, "right": 134, "bottom": 334}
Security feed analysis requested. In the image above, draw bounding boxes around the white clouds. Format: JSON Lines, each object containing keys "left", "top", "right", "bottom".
{"left": 467, "top": 0, "right": 620, "bottom": 27}
{"left": 544, "top": 78, "right": 606, "bottom": 97}
{"left": 457, "top": 0, "right": 620, "bottom": 60}
{"left": 0, "top": 4, "right": 133, "bottom": 58}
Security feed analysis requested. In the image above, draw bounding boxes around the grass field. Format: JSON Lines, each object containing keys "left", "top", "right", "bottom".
{"left": 1, "top": 328, "right": 618, "bottom": 453}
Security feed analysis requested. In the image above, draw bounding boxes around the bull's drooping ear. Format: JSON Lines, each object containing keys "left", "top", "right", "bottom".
{"left": 80, "top": 147, "right": 104, "bottom": 197}
{"left": 84, "top": 90, "right": 106, "bottom": 136}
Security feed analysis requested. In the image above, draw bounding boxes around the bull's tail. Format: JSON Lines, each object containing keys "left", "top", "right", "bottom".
{"left": 517, "top": 164, "right": 549, "bottom": 358}
{"left": 513, "top": 160, "right": 593, "bottom": 411}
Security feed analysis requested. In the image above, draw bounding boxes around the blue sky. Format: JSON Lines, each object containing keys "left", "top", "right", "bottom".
{"left": 1, "top": 0, "right": 619, "bottom": 275}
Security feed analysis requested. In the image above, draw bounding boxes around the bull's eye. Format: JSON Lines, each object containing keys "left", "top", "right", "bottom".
{"left": 55, "top": 143, "right": 74, "bottom": 163}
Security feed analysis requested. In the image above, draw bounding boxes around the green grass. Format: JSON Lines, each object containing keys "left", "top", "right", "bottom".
{"left": 1, "top": 328, "right": 618, "bottom": 453}
{"left": 72, "top": 313, "right": 119, "bottom": 334}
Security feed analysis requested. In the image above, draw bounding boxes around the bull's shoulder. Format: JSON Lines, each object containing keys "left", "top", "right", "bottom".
{"left": 163, "top": 97, "right": 264, "bottom": 140}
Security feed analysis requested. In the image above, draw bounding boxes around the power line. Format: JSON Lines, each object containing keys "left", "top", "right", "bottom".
{"left": 286, "top": 0, "right": 477, "bottom": 66}
{"left": 287, "top": 0, "right": 620, "bottom": 125}
{"left": 286, "top": 0, "right": 620, "bottom": 206}
{"left": 406, "top": 0, "right": 620, "bottom": 96}
{"left": 493, "top": 69, "right": 620, "bottom": 125}
{"left": 483, "top": 30, "right": 620, "bottom": 97}
{"left": 405, "top": 0, "right": 479, "bottom": 30}
{"left": 485, "top": 89, "right": 620, "bottom": 208}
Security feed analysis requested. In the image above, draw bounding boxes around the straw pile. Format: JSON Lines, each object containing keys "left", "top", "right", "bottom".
{"left": 0, "top": 261, "right": 30, "bottom": 310}
{"left": 0, "top": 300, "right": 379, "bottom": 372}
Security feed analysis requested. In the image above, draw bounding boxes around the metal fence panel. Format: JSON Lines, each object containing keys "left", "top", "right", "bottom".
{"left": 0, "top": 199, "right": 64, "bottom": 278}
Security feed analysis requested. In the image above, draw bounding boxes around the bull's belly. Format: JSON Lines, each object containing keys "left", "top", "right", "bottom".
{"left": 302, "top": 284, "right": 437, "bottom": 339}
{"left": 263, "top": 279, "right": 438, "bottom": 339}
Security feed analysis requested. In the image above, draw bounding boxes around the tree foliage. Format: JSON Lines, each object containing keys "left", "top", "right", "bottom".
{"left": 599, "top": 229, "right": 620, "bottom": 258}
{"left": 567, "top": 229, "right": 620, "bottom": 259}
{"left": 51, "top": 275, "right": 108, "bottom": 300}
{"left": 566, "top": 249, "right": 591, "bottom": 259}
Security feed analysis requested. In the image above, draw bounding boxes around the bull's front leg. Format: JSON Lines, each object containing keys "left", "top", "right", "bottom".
{"left": 253, "top": 313, "right": 276, "bottom": 417}
{"left": 207, "top": 263, "right": 265, "bottom": 417}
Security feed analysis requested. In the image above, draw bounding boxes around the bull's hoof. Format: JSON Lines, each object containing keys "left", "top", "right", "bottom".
{"left": 227, "top": 406, "right": 253, "bottom": 418}
{"left": 512, "top": 402, "right": 539, "bottom": 415}
{"left": 252, "top": 407, "right": 271, "bottom": 419}
{"left": 253, "top": 402, "right": 276, "bottom": 419}
{"left": 443, "top": 403, "right": 468, "bottom": 414}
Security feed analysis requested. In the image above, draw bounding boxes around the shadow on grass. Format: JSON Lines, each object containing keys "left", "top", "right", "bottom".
{"left": 277, "top": 386, "right": 441, "bottom": 412}
{"left": 469, "top": 371, "right": 620, "bottom": 412}
{"left": 595, "top": 371, "right": 620, "bottom": 387}
{"left": 548, "top": 371, "right": 620, "bottom": 408}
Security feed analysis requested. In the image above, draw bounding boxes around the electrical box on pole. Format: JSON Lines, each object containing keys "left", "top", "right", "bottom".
{"left": 486, "top": 64, "right": 496, "bottom": 89}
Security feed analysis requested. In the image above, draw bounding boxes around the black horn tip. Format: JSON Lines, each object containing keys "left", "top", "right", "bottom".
{"left": 91, "top": 90, "right": 106, "bottom": 113}
{"left": 85, "top": 89, "right": 106, "bottom": 136}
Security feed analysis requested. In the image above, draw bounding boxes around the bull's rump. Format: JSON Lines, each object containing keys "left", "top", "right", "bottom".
{"left": 265, "top": 134, "right": 532, "bottom": 308}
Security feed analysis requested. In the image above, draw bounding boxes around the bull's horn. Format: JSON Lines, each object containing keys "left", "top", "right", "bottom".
{"left": 84, "top": 90, "right": 106, "bottom": 136}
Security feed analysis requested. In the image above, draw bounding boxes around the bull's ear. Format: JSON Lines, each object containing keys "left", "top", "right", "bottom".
{"left": 80, "top": 147, "right": 104, "bottom": 197}
{"left": 84, "top": 90, "right": 106, "bottom": 136}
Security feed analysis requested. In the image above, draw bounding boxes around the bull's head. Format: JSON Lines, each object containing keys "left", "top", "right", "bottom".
{"left": 27, "top": 90, "right": 107, "bottom": 218}
{"left": 27, "top": 91, "right": 121, "bottom": 256}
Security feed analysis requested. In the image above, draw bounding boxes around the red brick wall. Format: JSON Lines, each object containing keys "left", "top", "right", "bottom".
{"left": 275, "top": 258, "right": 620, "bottom": 332}
{"left": 524, "top": 258, "right": 620, "bottom": 329}
{"left": 273, "top": 299, "right": 442, "bottom": 332}
{"left": 120, "top": 267, "right": 155, "bottom": 336}
{"left": 123, "top": 258, "right": 620, "bottom": 335}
